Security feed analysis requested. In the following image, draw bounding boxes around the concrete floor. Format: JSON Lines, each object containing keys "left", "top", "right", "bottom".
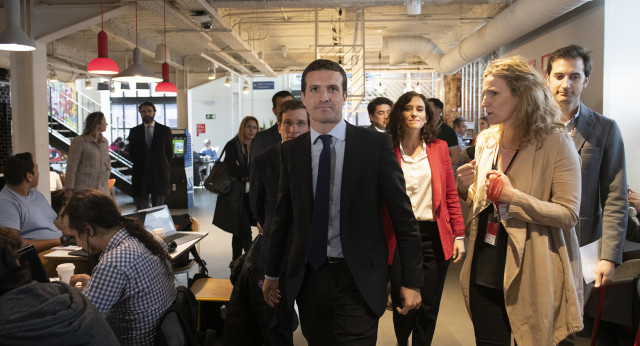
{"left": 115, "top": 187, "right": 590, "bottom": 345}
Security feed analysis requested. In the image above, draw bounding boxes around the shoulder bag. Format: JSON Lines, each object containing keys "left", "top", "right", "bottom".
{"left": 204, "top": 147, "right": 233, "bottom": 194}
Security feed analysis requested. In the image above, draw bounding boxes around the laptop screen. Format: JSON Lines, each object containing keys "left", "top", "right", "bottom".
{"left": 124, "top": 205, "right": 177, "bottom": 236}
{"left": 18, "top": 244, "right": 49, "bottom": 283}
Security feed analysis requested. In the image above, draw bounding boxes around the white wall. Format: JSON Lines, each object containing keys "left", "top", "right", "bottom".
{"left": 498, "top": 1, "right": 604, "bottom": 113}
{"left": 604, "top": 0, "right": 640, "bottom": 187}
{"left": 188, "top": 75, "right": 294, "bottom": 152}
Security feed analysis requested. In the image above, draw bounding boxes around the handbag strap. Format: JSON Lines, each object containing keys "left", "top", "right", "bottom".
{"left": 216, "top": 146, "right": 227, "bottom": 163}
{"left": 189, "top": 246, "right": 208, "bottom": 277}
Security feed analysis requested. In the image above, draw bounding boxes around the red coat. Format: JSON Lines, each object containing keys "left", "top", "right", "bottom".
{"left": 384, "top": 139, "right": 465, "bottom": 263}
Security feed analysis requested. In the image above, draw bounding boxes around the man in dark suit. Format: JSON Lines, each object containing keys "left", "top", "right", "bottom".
{"left": 249, "top": 90, "right": 294, "bottom": 162}
{"left": 249, "top": 99, "right": 309, "bottom": 345}
{"left": 263, "top": 59, "right": 423, "bottom": 344}
{"left": 127, "top": 101, "right": 173, "bottom": 210}
{"left": 547, "top": 45, "right": 627, "bottom": 288}
{"left": 366, "top": 96, "right": 392, "bottom": 132}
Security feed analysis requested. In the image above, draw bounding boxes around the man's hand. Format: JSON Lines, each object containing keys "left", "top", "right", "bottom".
{"left": 594, "top": 260, "right": 615, "bottom": 287}
{"left": 456, "top": 160, "right": 476, "bottom": 198}
{"left": 629, "top": 187, "right": 640, "bottom": 213}
{"left": 395, "top": 286, "right": 421, "bottom": 315}
{"left": 70, "top": 274, "right": 90, "bottom": 289}
{"left": 452, "top": 238, "right": 466, "bottom": 263}
{"left": 262, "top": 277, "right": 281, "bottom": 308}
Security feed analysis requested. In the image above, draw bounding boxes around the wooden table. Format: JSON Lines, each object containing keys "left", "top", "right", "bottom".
{"left": 189, "top": 278, "right": 234, "bottom": 331}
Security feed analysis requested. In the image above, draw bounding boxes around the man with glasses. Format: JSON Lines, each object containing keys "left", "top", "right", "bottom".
{"left": 229, "top": 100, "right": 309, "bottom": 345}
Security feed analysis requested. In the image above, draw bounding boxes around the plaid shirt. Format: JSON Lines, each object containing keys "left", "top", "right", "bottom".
{"left": 83, "top": 229, "right": 176, "bottom": 346}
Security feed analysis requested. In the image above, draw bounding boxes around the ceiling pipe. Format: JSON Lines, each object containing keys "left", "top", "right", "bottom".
{"left": 437, "top": 0, "right": 592, "bottom": 75}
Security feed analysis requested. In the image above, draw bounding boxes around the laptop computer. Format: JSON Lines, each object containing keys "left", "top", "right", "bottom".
{"left": 126, "top": 205, "right": 201, "bottom": 245}
{"left": 18, "top": 244, "right": 50, "bottom": 283}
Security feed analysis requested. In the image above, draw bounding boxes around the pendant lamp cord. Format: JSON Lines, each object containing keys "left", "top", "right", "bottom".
{"left": 100, "top": 0, "right": 103, "bottom": 31}
{"left": 135, "top": 0, "right": 138, "bottom": 47}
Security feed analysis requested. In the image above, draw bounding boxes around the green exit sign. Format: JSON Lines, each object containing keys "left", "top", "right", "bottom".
{"left": 206, "top": 114, "right": 216, "bottom": 120}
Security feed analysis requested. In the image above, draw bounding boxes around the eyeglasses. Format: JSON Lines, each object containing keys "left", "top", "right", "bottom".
{"left": 281, "top": 120, "right": 308, "bottom": 128}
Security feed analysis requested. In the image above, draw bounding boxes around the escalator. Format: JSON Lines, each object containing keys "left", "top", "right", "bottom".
{"left": 48, "top": 115, "right": 134, "bottom": 197}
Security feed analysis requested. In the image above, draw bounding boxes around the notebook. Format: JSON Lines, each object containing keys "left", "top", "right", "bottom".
{"left": 18, "top": 244, "right": 49, "bottom": 283}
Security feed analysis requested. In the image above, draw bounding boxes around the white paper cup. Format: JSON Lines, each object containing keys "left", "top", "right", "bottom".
{"left": 151, "top": 228, "right": 166, "bottom": 239}
{"left": 56, "top": 263, "right": 75, "bottom": 284}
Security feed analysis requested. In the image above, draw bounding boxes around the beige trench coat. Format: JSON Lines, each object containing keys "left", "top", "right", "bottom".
{"left": 64, "top": 134, "right": 111, "bottom": 196}
{"left": 460, "top": 128, "right": 584, "bottom": 345}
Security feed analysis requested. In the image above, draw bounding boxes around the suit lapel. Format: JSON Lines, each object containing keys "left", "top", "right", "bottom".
{"left": 425, "top": 142, "right": 442, "bottom": 214}
{"left": 572, "top": 102, "right": 594, "bottom": 153}
{"left": 293, "top": 132, "right": 314, "bottom": 213}
{"left": 340, "top": 123, "right": 365, "bottom": 218}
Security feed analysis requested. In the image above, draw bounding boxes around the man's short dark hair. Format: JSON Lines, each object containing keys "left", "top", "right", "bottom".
{"left": 453, "top": 117, "right": 467, "bottom": 128}
{"left": 3, "top": 152, "right": 34, "bottom": 185}
{"left": 138, "top": 101, "right": 156, "bottom": 112}
{"left": 427, "top": 98, "right": 444, "bottom": 111}
{"left": 278, "top": 99, "right": 309, "bottom": 125}
{"left": 547, "top": 45, "right": 592, "bottom": 78}
{"left": 367, "top": 97, "right": 393, "bottom": 116}
{"left": 301, "top": 59, "right": 347, "bottom": 96}
{"left": 271, "top": 90, "right": 294, "bottom": 109}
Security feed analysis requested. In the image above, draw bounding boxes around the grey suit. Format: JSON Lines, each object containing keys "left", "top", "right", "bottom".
{"left": 571, "top": 102, "right": 627, "bottom": 264}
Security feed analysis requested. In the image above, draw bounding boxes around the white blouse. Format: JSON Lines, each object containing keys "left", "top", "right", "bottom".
{"left": 399, "top": 142, "right": 434, "bottom": 221}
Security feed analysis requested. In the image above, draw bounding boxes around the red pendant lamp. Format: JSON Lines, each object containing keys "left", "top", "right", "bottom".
{"left": 87, "top": 0, "right": 119, "bottom": 75}
{"left": 155, "top": 0, "right": 177, "bottom": 94}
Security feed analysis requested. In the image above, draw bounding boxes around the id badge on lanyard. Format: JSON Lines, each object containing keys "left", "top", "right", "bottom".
{"left": 484, "top": 146, "right": 518, "bottom": 246}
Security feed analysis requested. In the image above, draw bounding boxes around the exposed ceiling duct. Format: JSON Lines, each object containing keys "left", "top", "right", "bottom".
{"left": 437, "top": 0, "right": 592, "bottom": 75}
{"left": 382, "top": 36, "right": 443, "bottom": 68}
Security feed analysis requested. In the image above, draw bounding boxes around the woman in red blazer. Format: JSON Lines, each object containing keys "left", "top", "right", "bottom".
{"left": 385, "top": 91, "right": 466, "bottom": 346}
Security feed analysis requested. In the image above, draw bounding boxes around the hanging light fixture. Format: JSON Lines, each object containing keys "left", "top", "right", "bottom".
{"left": 207, "top": 66, "right": 217, "bottom": 80}
{"left": 0, "top": 0, "right": 36, "bottom": 51}
{"left": 242, "top": 79, "right": 250, "bottom": 94}
{"left": 49, "top": 69, "right": 59, "bottom": 82}
{"left": 87, "top": 0, "right": 119, "bottom": 74}
{"left": 113, "top": 0, "right": 161, "bottom": 83}
{"left": 224, "top": 73, "right": 232, "bottom": 87}
{"left": 154, "top": 0, "right": 177, "bottom": 94}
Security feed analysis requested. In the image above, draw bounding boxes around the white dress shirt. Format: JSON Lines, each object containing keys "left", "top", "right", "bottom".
{"left": 399, "top": 142, "right": 434, "bottom": 221}
{"left": 310, "top": 120, "right": 346, "bottom": 258}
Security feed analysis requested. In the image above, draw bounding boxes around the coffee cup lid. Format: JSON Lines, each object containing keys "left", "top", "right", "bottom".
{"left": 57, "top": 263, "right": 75, "bottom": 271}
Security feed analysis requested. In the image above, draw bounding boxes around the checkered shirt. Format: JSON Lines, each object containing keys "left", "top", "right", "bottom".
{"left": 83, "top": 229, "right": 176, "bottom": 346}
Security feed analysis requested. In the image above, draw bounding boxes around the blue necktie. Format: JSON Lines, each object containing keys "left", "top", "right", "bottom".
{"left": 309, "top": 134, "right": 332, "bottom": 269}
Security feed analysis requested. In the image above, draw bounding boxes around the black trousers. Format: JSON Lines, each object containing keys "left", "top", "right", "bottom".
{"left": 264, "top": 268, "right": 298, "bottom": 346}
{"left": 231, "top": 193, "right": 252, "bottom": 260}
{"left": 134, "top": 169, "right": 166, "bottom": 210}
{"left": 469, "top": 282, "right": 512, "bottom": 346}
{"left": 297, "top": 262, "right": 379, "bottom": 345}
{"left": 391, "top": 220, "right": 449, "bottom": 346}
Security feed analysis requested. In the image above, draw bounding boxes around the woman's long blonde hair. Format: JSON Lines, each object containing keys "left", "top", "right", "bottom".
{"left": 236, "top": 115, "right": 259, "bottom": 154}
{"left": 483, "top": 56, "right": 564, "bottom": 148}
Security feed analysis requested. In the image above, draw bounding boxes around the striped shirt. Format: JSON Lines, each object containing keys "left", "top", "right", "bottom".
{"left": 83, "top": 229, "right": 175, "bottom": 345}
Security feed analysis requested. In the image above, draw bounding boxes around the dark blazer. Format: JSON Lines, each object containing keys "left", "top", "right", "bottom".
{"left": 572, "top": 102, "right": 627, "bottom": 264}
{"left": 250, "top": 124, "right": 280, "bottom": 164}
{"left": 127, "top": 122, "right": 173, "bottom": 197}
{"left": 265, "top": 122, "right": 423, "bottom": 317}
{"left": 249, "top": 144, "right": 280, "bottom": 237}
{"left": 212, "top": 137, "right": 250, "bottom": 234}
{"left": 367, "top": 124, "right": 384, "bottom": 132}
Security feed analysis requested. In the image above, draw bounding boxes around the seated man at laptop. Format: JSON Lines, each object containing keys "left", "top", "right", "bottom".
{"left": 0, "top": 152, "right": 63, "bottom": 251}
{"left": 63, "top": 190, "right": 176, "bottom": 346}
{"left": 0, "top": 226, "right": 119, "bottom": 345}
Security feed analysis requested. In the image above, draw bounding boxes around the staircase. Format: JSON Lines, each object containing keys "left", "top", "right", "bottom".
{"left": 47, "top": 84, "right": 134, "bottom": 197}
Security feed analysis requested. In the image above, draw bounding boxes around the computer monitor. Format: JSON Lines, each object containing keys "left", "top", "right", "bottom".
{"left": 173, "top": 139, "right": 185, "bottom": 155}
{"left": 18, "top": 244, "right": 49, "bottom": 283}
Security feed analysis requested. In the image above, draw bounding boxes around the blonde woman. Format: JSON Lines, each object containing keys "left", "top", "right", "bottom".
{"left": 213, "top": 116, "right": 259, "bottom": 260}
{"left": 64, "top": 112, "right": 111, "bottom": 198}
{"left": 457, "top": 56, "right": 583, "bottom": 345}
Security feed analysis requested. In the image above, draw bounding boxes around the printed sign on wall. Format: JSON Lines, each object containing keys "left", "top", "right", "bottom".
{"left": 196, "top": 123, "right": 205, "bottom": 136}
